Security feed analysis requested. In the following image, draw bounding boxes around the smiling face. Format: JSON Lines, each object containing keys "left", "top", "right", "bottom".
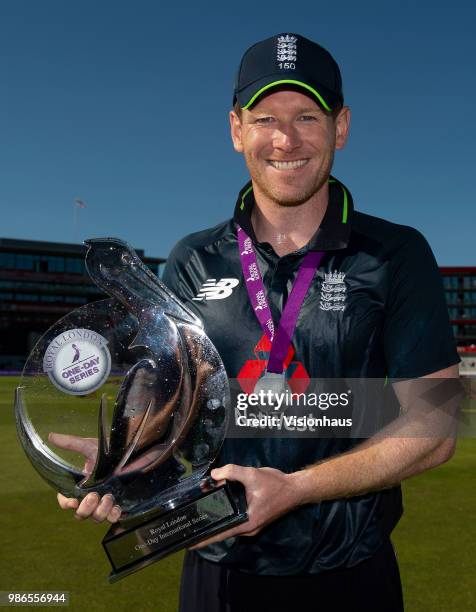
{"left": 230, "top": 90, "right": 350, "bottom": 207}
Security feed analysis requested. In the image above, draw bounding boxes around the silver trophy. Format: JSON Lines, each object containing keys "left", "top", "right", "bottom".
{"left": 14, "top": 237, "right": 247, "bottom": 581}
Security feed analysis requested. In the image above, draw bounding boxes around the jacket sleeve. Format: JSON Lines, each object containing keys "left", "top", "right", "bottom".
{"left": 383, "top": 228, "right": 460, "bottom": 378}
{"left": 161, "top": 239, "right": 197, "bottom": 305}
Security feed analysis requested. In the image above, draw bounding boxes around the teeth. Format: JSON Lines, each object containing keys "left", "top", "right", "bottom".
{"left": 269, "top": 159, "right": 308, "bottom": 170}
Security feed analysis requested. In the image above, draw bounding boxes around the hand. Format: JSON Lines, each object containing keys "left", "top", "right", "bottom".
{"left": 48, "top": 432, "right": 122, "bottom": 523}
{"left": 190, "top": 464, "right": 302, "bottom": 549}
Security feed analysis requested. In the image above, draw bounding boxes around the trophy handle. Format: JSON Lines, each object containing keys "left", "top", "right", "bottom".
{"left": 84, "top": 237, "right": 201, "bottom": 326}
{"left": 14, "top": 387, "right": 84, "bottom": 492}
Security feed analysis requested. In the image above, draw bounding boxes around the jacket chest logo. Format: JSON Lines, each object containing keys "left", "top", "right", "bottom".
{"left": 319, "top": 270, "right": 346, "bottom": 312}
{"left": 193, "top": 278, "right": 240, "bottom": 301}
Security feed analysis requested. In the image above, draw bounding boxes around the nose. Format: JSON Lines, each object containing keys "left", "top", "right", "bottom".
{"left": 272, "top": 122, "right": 302, "bottom": 152}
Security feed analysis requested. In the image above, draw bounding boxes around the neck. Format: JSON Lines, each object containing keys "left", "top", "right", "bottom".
{"left": 250, "top": 182, "right": 329, "bottom": 257}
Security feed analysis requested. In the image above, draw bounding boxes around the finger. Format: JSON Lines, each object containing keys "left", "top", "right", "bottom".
{"left": 245, "top": 527, "right": 262, "bottom": 537}
{"left": 83, "top": 457, "right": 96, "bottom": 476}
{"left": 74, "top": 492, "right": 100, "bottom": 520}
{"left": 49, "top": 432, "right": 94, "bottom": 456}
{"left": 189, "top": 522, "right": 250, "bottom": 550}
{"left": 57, "top": 492, "right": 79, "bottom": 511}
{"left": 91, "top": 493, "right": 115, "bottom": 523}
{"left": 91, "top": 494, "right": 116, "bottom": 523}
{"left": 207, "top": 478, "right": 226, "bottom": 489}
{"left": 106, "top": 505, "right": 122, "bottom": 523}
{"left": 211, "top": 464, "right": 250, "bottom": 483}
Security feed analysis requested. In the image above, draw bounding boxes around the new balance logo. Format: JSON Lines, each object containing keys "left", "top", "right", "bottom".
{"left": 193, "top": 278, "right": 240, "bottom": 301}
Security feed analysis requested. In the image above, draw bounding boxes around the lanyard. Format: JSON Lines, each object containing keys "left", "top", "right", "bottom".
{"left": 237, "top": 225, "right": 324, "bottom": 374}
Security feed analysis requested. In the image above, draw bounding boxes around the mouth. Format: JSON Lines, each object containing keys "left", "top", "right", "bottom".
{"left": 267, "top": 159, "right": 309, "bottom": 171}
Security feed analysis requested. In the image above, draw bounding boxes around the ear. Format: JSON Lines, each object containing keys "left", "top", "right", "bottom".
{"left": 230, "top": 110, "right": 244, "bottom": 153}
{"left": 334, "top": 106, "right": 351, "bottom": 150}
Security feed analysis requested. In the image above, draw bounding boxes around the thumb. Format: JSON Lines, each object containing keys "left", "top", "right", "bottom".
{"left": 211, "top": 464, "right": 249, "bottom": 483}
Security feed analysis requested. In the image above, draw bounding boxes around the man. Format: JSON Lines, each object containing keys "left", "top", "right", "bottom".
{"left": 56, "top": 33, "right": 460, "bottom": 611}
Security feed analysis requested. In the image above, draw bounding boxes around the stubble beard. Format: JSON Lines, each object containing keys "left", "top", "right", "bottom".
{"left": 245, "top": 150, "right": 335, "bottom": 208}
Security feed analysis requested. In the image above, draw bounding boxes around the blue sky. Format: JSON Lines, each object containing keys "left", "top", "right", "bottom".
{"left": 1, "top": 0, "right": 475, "bottom": 265}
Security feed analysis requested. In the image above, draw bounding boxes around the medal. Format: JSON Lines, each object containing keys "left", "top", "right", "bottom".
{"left": 253, "top": 370, "right": 288, "bottom": 397}
{"left": 253, "top": 371, "right": 289, "bottom": 412}
{"left": 237, "top": 225, "right": 324, "bottom": 408}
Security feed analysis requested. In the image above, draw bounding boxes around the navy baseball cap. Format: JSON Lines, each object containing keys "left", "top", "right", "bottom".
{"left": 233, "top": 33, "right": 343, "bottom": 112}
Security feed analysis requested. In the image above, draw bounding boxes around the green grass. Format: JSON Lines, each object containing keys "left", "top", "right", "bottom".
{"left": 1, "top": 377, "right": 475, "bottom": 611}
{"left": 1, "top": 376, "right": 183, "bottom": 612}
{"left": 392, "top": 437, "right": 476, "bottom": 611}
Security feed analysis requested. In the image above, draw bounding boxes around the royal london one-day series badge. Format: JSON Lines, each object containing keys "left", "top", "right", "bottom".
{"left": 42, "top": 328, "right": 111, "bottom": 395}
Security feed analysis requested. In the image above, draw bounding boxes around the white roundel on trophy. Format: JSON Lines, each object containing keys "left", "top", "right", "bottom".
{"left": 42, "top": 328, "right": 111, "bottom": 395}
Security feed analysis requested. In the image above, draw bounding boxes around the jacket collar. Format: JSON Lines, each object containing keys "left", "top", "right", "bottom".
{"left": 233, "top": 175, "right": 353, "bottom": 252}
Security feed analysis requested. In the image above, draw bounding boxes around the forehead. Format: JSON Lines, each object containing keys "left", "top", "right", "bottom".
{"left": 245, "top": 89, "right": 324, "bottom": 115}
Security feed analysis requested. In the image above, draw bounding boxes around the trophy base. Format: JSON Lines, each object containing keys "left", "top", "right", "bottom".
{"left": 102, "top": 480, "right": 247, "bottom": 582}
